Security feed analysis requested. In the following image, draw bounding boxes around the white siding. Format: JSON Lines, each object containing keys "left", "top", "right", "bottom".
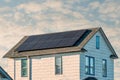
{"left": 80, "top": 31, "right": 114, "bottom": 80}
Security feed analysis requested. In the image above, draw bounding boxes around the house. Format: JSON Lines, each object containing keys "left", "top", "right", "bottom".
{"left": 0, "top": 66, "right": 12, "bottom": 80}
{"left": 3, "top": 27, "right": 118, "bottom": 80}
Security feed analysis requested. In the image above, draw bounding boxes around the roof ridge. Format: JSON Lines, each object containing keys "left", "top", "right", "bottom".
{"left": 27, "top": 27, "right": 101, "bottom": 37}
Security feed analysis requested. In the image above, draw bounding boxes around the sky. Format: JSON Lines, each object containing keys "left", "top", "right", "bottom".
{"left": 0, "top": 0, "right": 120, "bottom": 79}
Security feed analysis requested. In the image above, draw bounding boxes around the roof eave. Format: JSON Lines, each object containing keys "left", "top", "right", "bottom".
{"left": 99, "top": 28, "right": 118, "bottom": 59}
{"left": 4, "top": 46, "right": 82, "bottom": 58}
{"left": 110, "top": 55, "right": 118, "bottom": 59}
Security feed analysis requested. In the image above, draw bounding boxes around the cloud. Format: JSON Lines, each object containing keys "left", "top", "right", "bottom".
{"left": 0, "top": 0, "right": 120, "bottom": 79}
{"left": 99, "top": 1, "right": 120, "bottom": 25}
{"left": 44, "top": 0, "right": 63, "bottom": 9}
{"left": 99, "top": 1, "right": 120, "bottom": 15}
{"left": 81, "top": 0, "right": 120, "bottom": 27}
{"left": 0, "top": 0, "right": 119, "bottom": 54}
{"left": 14, "top": 12, "right": 24, "bottom": 21}
{"left": 4, "top": 0, "right": 11, "bottom": 3}
{"left": 89, "top": 1, "right": 100, "bottom": 9}
{"left": 98, "top": 1, "right": 120, "bottom": 26}
{"left": 0, "top": 7, "right": 11, "bottom": 12}
{"left": 8, "top": 0, "right": 94, "bottom": 31}
{"left": 17, "top": 2, "right": 45, "bottom": 13}
{"left": 0, "top": 0, "right": 95, "bottom": 57}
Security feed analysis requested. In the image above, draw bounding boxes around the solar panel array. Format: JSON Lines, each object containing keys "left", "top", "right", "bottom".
{"left": 17, "top": 29, "right": 89, "bottom": 52}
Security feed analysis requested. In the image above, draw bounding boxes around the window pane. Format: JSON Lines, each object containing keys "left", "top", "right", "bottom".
{"left": 56, "top": 65, "right": 60, "bottom": 74}
{"left": 90, "top": 68, "right": 93, "bottom": 74}
{"left": 102, "top": 59, "right": 107, "bottom": 77}
{"left": 96, "top": 36, "right": 100, "bottom": 49}
{"left": 85, "top": 57, "right": 89, "bottom": 66}
{"left": 21, "top": 59, "right": 28, "bottom": 77}
{"left": 85, "top": 56, "right": 95, "bottom": 75}
{"left": 56, "top": 57, "right": 61, "bottom": 65}
{"left": 22, "top": 60, "right": 27, "bottom": 67}
{"left": 22, "top": 68, "right": 27, "bottom": 76}
{"left": 55, "top": 56, "right": 62, "bottom": 74}
{"left": 90, "top": 58, "right": 94, "bottom": 67}
{"left": 85, "top": 67, "right": 89, "bottom": 74}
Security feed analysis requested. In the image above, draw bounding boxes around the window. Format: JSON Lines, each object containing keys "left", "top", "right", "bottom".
{"left": 102, "top": 59, "right": 107, "bottom": 77}
{"left": 21, "top": 59, "right": 28, "bottom": 77}
{"left": 55, "top": 56, "right": 62, "bottom": 75}
{"left": 85, "top": 56, "right": 95, "bottom": 75}
{"left": 96, "top": 36, "right": 100, "bottom": 49}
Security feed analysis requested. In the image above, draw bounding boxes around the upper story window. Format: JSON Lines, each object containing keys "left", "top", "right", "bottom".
{"left": 96, "top": 36, "right": 100, "bottom": 49}
{"left": 21, "top": 59, "right": 28, "bottom": 77}
{"left": 102, "top": 59, "right": 107, "bottom": 77}
{"left": 85, "top": 56, "right": 95, "bottom": 75}
{"left": 55, "top": 56, "right": 62, "bottom": 75}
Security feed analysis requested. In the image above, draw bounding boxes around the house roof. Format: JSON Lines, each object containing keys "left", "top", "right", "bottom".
{"left": 3, "top": 27, "right": 118, "bottom": 59}
{"left": 0, "top": 66, "right": 13, "bottom": 80}
{"left": 17, "top": 29, "right": 90, "bottom": 52}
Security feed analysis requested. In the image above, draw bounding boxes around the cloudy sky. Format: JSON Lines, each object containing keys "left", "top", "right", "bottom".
{"left": 0, "top": 0, "right": 120, "bottom": 79}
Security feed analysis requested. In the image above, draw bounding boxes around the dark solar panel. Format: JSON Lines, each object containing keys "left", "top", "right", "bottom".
{"left": 17, "top": 29, "right": 91, "bottom": 52}
{"left": 56, "top": 38, "right": 78, "bottom": 47}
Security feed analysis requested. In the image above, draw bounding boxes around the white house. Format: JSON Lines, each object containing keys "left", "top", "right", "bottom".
{"left": 0, "top": 66, "right": 13, "bottom": 80}
{"left": 4, "top": 27, "right": 118, "bottom": 80}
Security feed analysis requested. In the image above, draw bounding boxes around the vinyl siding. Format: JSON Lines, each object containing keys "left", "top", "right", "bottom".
{"left": 12, "top": 53, "right": 80, "bottom": 80}
{"left": 7, "top": 58, "right": 14, "bottom": 79}
{"left": 80, "top": 31, "right": 114, "bottom": 80}
{"left": 31, "top": 53, "right": 80, "bottom": 80}
{"left": 15, "top": 58, "right": 29, "bottom": 80}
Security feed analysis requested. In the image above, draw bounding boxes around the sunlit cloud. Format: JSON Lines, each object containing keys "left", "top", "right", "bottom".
{"left": 0, "top": 0, "right": 119, "bottom": 79}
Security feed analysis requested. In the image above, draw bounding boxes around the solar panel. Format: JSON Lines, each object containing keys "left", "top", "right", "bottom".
{"left": 17, "top": 29, "right": 91, "bottom": 52}
{"left": 56, "top": 38, "right": 78, "bottom": 47}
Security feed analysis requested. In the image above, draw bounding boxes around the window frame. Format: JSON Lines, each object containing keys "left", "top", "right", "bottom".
{"left": 21, "top": 59, "right": 28, "bottom": 77}
{"left": 102, "top": 59, "right": 107, "bottom": 77}
{"left": 96, "top": 36, "right": 100, "bottom": 49}
{"left": 85, "top": 56, "right": 95, "bottom": 75}
{"left": 55, "top": 56, "right": 63, "bottom": 75}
